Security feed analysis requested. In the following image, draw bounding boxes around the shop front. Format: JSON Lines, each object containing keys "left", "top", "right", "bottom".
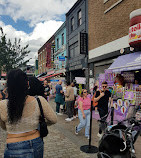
{"left": 93, "top": 9, "right": 141, "bottom": 122}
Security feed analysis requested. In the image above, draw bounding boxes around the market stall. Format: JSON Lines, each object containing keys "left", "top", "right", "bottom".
{"left": 92, "top": 9, "right": 141, "bottom": 122}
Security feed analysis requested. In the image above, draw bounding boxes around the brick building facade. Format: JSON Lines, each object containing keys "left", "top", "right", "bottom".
{"left": 88, "top": 0, "right": 141, "bottom": 51}
{"left": 38, "top": 35, "right": 55, "bottom": 75}
{"left": 88, "top": 0, "right": 141, "bottom": 88}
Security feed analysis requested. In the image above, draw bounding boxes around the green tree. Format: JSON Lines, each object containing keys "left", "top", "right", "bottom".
{"left": 0, "top": 27, "right": 30, "bottom": 73}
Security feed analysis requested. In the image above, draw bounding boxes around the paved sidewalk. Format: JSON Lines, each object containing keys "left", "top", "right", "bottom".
{"left": 0, "top": 99, "right": 141, "bottom": 158}
{"left": 0, "top": 125, "right": 96, "bottom": 158}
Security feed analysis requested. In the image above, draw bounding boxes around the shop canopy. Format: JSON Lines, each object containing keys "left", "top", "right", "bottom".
{"left": 108, "top": 52, "right": 141, "bottom": 72}
{"left": 39, "top": 73, "right": 62, "bottom": 81}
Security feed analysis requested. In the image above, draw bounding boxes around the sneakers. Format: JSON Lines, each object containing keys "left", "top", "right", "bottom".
{"left": 73, "top": 115, "right": 76, "bottom": 119}
{"left": 97, "top": 133, "right": 103, "bottom": 139}
{"left": 65, "top": 118, "right": 73, "bottom": 121}
{"left": 75, "top": 126, "right": 78, "bottom": 135}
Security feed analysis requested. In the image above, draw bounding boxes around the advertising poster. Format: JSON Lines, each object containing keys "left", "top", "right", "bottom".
{"left": 98, "top": 73, "right": 105, "bottom": 90}
{"left": 105, "top": 69, "right": 114, "bottom": 87}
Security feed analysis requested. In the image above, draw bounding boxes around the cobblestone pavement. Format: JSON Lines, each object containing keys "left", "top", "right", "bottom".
{"left": 0, "top": 99, "right": 141, "bottom": 158}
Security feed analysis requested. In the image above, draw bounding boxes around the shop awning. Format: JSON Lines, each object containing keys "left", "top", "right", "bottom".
{"left": 39, "top": 73, "right": 62, "bottom": 81}
{"left": 108, "top": 52, "right": 141, "bottom": 72}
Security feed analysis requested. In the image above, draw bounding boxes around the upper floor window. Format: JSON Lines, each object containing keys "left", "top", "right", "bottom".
{"left": 57, "top": 38, "right": 59, "bottom": 49}
{"left": 62, "top": 33, "right": 64, "bottom": 45}
{"left": 71, "top": 17, "right": 74, "bottom": 32}
{"left": 78, "top": 10, "right": 82, "bottom": 26}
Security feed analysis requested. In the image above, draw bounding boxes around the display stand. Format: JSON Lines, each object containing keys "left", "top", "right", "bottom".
{"left": 80, "top": 101, "right": 98, "bottom": 153}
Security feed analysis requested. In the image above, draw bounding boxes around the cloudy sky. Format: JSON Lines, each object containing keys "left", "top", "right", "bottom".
{"left": 0, "top": 0, "right": 77, "bottom": 65}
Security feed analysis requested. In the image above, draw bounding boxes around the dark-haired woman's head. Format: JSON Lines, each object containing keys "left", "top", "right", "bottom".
{"left": 28, "top": 76, "right": 44, "bottom": 97}
{"left": 7, "top": 69, "right": 28, "bottom": 124}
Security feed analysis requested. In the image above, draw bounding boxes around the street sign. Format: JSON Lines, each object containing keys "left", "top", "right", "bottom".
{"left": 78, "top": 32, "right": 88, "bottom": 54}
{"left": 59, "top": 56, "right": 65, "bottom": 61}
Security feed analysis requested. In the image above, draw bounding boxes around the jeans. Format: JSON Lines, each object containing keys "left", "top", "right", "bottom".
{"left": 66, "top": 101, "right": 74, "bottom": 118}
{"left": 4, "top": 137, "right": 44, "bottom": 158}
{"left": 56, "top": 102, "right": 60, "bottom": 113}
{"left": 98, "top": 108, "right": 108, "bottom": 134}
{"left": 77, "top": 109, "right": 90, "bottom": 137}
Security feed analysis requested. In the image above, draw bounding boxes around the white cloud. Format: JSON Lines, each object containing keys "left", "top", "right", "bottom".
{"left": 0, "top": 0, "right": 77, "bottom": 26}
{"left": 1, "top": 20, "right": 63, "bottom": 65}
{"left": 0, "top": 0, "right": 78, "bottom": 65}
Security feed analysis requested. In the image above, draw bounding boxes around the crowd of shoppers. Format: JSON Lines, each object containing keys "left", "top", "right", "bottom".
{"left": 0, "top": 69, "right": 112, "bottom": 157}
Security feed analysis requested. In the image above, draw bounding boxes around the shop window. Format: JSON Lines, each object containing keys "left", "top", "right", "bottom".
{"left": 70, "top": 48, "right": 74, "bottom": 58}
{"left": 62, "top": 33, "right": 64, "bottom": 45}
{"left": 77, "top": 10, "right": 82, "bottom": 26}
{"left": 69, "top": 42, "right": 79, "bottom": 58}
{"left": 71, "top": 17, "right": 74, "bottom": 32}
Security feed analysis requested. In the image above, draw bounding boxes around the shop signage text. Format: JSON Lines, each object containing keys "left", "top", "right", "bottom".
{"left": 78, "top": 32, "right": 88, "bottom": 54}
{"left": 129, "top": 23, "right": 141, "bottom": 45}
{"left": 59, "top": 56, "right": 65, "bottom": 61}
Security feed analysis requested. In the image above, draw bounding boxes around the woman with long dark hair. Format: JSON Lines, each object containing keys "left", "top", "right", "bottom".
{"left": 0, "top": 69, "right": 57, "bottom": 158}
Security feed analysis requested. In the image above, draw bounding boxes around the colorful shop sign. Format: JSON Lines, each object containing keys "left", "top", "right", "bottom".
{"left": 93, "top": 99, "right": 130, "bottom": 122}
{"left": 105, "top": 69, "right": 114, "bottom": 87}
{"left": 129, "top": 23, "right": 141, "bottom": 46}
{"left": 98, "top": 73, "right": 105, "bottom": 89}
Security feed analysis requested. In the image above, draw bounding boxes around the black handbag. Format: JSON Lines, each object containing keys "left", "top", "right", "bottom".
{"left": 35, "top": 96, "right": 48, "bottom": 138}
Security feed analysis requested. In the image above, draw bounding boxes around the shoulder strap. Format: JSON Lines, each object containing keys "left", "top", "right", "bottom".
{"left": 35, "top": 96, "right": 45, "bottom": 121}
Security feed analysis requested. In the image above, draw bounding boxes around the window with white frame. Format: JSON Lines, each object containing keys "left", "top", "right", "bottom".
{"left": 78, "top": 10, "right": 82, "bottom": 26}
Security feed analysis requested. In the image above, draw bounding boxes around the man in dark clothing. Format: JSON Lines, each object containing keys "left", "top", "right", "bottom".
{"left": 55, "top": 80, "right": 64, "bottom": 115}
{"left": 94, "top": 81, "right": 111, "bottom": 138}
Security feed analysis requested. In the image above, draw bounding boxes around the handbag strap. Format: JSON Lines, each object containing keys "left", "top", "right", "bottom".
{"left": 35, "top": 96, "right": 45, "bottom": 121}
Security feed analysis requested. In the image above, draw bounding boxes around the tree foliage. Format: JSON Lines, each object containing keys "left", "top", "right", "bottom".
{"left": 0, "top": 27, "right": 30, "bottom": 73}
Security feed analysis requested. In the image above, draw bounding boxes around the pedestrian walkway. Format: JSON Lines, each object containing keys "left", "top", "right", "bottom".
{"left": 0, "top": 99, "right": 141, "bottom": 158}
{"left": 0, "top": 124, "right": 96, "bottom": 158}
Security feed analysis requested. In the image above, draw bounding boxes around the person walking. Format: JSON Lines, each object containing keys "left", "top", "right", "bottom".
{"left": 71, "top": 82, "right": 78, "bottom": 118}
{"left": 55, "top": 80, "right": 64, "bottom": 115}
{"left": 94, "top": 81, "right": 111, "bottom": 138}
{"left": 0, "top": 69, "right": 57, "bottom": 158}
{"left": 65, "top": 81, "right": 74, "bottom": 121}
{"left": 75, "top": 89, "right": 91, "bottom": 139}
{"left": 43, "top": 79, "right": 50, "bottom": 102}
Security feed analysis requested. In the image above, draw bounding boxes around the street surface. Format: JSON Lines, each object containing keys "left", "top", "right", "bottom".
{"left": 0, "top": 99, "right": 141, "bottom": 158}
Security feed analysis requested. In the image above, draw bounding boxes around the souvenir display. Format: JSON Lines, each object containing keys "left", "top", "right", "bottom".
{"left": 92, "top": 69, "right": 140, "bottom": 122}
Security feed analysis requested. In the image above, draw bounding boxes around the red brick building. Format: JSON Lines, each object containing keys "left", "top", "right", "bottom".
{"left": 88, "top": 0, "right": 141, "bottom": 81}
{"left": 38, "top": 35, "right": 55, "bottom": 75}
